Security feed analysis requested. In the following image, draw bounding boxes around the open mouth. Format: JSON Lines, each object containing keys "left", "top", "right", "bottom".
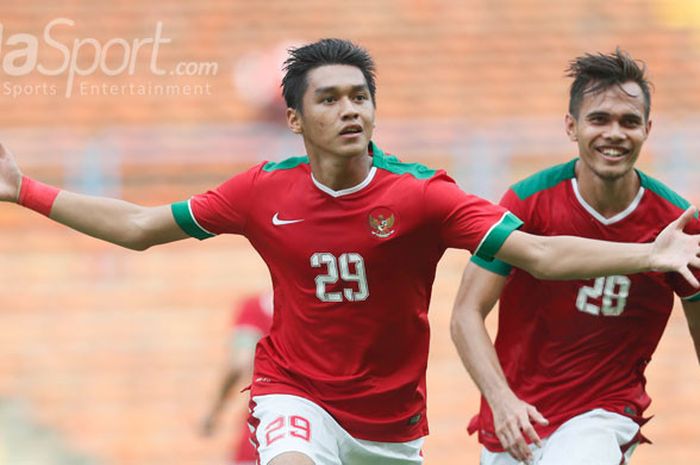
{"left": 596, "top": 146, "right": 629, "bottom": 160}
{"left": 339, "top": 125, "right": 363, "bottom": 136}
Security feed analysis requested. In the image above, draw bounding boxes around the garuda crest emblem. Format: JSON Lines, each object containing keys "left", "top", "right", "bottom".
{"left": 368, "top": 207, "right": 397, "bottom": 238}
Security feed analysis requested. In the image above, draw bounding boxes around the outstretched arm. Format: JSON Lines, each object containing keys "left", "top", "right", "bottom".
{"left": 451, "top": 262, "right": 547, "bottom": 462}
{"left": 682, "top": 299, "right": 700, "bottom": 366}
{"left": 0, "top": 144, "right": 188, "bottom": 250}
{"left": 495, "top": 207, "right": 700, "bottom": 286}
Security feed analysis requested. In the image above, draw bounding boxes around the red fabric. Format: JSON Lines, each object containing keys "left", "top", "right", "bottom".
{"left": 246, "top": 398, "right": 261, "bottom": 464}
{"left": 18, "top": 176, "right": 60, "bottom": 217}
{"left": 471, "top": 167, "right": 700, "bottom": 451}
{"left": 186, "top": 146, "right": 518, "bottom": 442}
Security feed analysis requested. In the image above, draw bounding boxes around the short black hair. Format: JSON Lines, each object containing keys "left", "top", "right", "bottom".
{"left": 281, "top": 38, "right": 376, "bottom": 111}
{"left": 566, "top": 48, "right": 652, "bottom": 120}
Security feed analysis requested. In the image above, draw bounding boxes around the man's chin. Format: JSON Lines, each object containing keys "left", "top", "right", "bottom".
{"left": 336, "top": 139, "right": 369, "bottom": 156}
{"left": 594, "top": 166, "right": 634, "bottom": 182}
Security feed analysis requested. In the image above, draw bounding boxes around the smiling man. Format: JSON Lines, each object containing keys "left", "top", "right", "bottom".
{"left": 1, "top": 41, "right": 700, "bottom": 465}
{"left": 452, "top": 49, "right": 700, "bottom": 465}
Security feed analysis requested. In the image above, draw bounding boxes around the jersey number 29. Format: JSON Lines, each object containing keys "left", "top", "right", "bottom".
{"left": 310, "top": 252, "right": 369, "bottom": 302}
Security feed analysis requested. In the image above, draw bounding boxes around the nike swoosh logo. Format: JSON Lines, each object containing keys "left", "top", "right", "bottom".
{"left": 272, "top": 212, "right": 304, "bottom": 226}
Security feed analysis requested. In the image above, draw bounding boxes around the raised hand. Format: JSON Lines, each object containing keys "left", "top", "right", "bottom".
{"left": 651, "top": 206, "right": 700, "bottom": 287}
{"left": 0, "top": 144, "right": 22, "bottom": 202}
{"left": 491, "top": 392, "right": 548, "bottom": 463}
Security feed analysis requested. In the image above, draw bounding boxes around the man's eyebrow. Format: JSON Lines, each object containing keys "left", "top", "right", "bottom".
{"left": 314, "top": 84, "right": 369, "bottom": 95}
{"left": 621, "top": 113, "right": 643, "bottom": 121}
{"left": 585, "top": 111, "right": 610, "bottom": 118}
{"left": 585, "top": 111, "right": 642, "bottom": 121}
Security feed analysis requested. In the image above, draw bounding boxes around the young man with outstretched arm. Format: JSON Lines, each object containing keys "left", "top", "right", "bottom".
{"left": 451, "top": 49, "right": 700, "bottom": 465}
{"left": 2, "top": 40, "right": 700, "bottom": 465}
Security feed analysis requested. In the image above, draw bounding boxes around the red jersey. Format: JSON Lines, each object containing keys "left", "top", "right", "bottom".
{"left": 468, "top": 159, "right": 700, "bottom": 451}
{"left": 230, "top": 293, "right": 273, "bottom": 464}
{"left": 172, "top": 142, "right": 522, "bottom": 442}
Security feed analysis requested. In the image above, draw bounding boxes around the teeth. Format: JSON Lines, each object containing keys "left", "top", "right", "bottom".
{"left": 601, "top": 148, "right": 624, "bottom": 157}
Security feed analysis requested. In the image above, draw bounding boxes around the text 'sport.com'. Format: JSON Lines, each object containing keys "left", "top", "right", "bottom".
{"left": 0, "top": 18, "right": 218, "bottom": 98}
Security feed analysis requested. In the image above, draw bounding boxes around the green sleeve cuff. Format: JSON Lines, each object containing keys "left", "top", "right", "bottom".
{"left": 474, "top": 212, "right": 523, "bottom": 261}
{"left": 682, "top": 290, "right": 700, "bottom": 302}
{"left": 470, "top": 255, "right": 512, "bottom": 276}
{"left": 171, "top": 200, "right": 215, "bottom": 240}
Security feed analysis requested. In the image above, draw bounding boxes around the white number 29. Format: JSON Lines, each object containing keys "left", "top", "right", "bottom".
{"left": 575, "top": 275, "right": 631, "bottom": 316}
{"left": 310, "top": 252, "right": 369, "bottom": 302}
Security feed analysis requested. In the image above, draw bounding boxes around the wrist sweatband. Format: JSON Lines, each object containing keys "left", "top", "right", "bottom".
{"left": 17, "top": 176, "right": 60, "bottom": 216}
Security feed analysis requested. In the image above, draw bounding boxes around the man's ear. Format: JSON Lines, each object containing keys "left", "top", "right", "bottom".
{"left": 565, "top": 113, "right": 578, "bottom": 141}
{"left": 287, "top": 108, "right": 303, "bottom": 134}
{"left": 644, "top": 118, "right": 652, "bottom": 140}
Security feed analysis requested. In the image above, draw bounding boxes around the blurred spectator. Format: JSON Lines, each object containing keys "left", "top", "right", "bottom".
{"left": 201, "top": 291, "right": 273, "bottom": 465}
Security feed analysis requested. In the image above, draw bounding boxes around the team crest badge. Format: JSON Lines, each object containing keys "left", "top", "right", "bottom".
{"left": 368, "top": 207, "right": 397, "bottom": 238}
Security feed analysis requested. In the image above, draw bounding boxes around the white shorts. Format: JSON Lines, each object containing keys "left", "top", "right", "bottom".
{"left": 249, "top": 394, "right": 424, "bottom": 465}
{"left": 480, "top": 408, "right": 640, "bottom": 465}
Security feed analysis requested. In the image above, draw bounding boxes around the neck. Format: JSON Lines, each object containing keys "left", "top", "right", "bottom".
{"left": 307, "top": 147, "right": 372, "bottom": 191}
{"left": 575, "top": 161, "right": 641, "bottom": 219}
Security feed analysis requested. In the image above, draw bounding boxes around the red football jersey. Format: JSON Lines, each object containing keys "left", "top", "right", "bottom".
{"left": 469, "top": 159, "right": 700, "bottom": 451}
{"left": 172, "top": 142, "right": 522, "bottom": 442}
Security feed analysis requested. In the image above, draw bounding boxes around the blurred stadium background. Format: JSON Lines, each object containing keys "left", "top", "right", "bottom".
{"left": 1, "top": 1, "right": 699, "bottom": 464}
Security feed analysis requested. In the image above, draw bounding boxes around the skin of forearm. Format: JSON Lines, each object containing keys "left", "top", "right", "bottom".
{"left": 451, "top": 308, "right": 512, "bottom": 405}
{"left": 48, "top": 191, "right": 183, "bottom": 250}
{"left": 49, "top": 191, "right": 154, "bottom": 250}
{"left": 499, "top": 233, "right": 653, "bottom": 280}
{"left": 690, "top": 337, "right": 700, "bottom": 365}
{"left": 685, "top": 326, "right": 700, "bottom": 365}
{"left": 539, "top": 236, "right": 652, "bottom": 279}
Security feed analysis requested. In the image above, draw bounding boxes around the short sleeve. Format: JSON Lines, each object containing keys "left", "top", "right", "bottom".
{"left": 668, "top": 216, "right": 700, "bottom": 301}
{"left": 171, "top": 164, "right": 261, "bottom": 239}
{"left": 424, "top": 171, "right": 522, "bottom": 261}
{"left": 470, "top": 188, "right": 528, "bottom": 276}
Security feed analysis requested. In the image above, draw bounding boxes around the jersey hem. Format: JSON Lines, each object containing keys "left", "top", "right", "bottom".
{"left": 250, "top": 382, "right": 429, "bottom": 443}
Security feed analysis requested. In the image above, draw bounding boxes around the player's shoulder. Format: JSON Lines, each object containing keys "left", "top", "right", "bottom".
{"left": 259, "top": 155, "right": 310, "bottom": 175}
{"left": 371, "top": 143, "right": 440, "bottom": 181}
{"left": 637, "top": 168, "right": 692, "bottom": 213}
{"left": 236, "top": 155, "right": 311, "bottom": 188}
{"left": 509, "top": 158, "right": 577, "bottom": 201}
